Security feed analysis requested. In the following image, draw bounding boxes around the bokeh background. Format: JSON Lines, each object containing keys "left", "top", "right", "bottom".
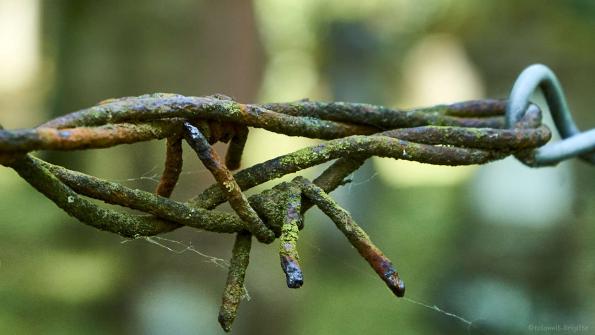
{"left": 1, "top": 1, "right": 594, "bottom": 334}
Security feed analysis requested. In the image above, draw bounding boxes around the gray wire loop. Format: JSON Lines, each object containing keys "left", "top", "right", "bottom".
{"left": 506, "top": 64, "right": 595, "bottom": 166}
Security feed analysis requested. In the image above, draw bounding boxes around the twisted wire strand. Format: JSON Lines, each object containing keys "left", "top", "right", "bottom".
{"left": 1, "top": 64, "right": 593, "bottom": 332}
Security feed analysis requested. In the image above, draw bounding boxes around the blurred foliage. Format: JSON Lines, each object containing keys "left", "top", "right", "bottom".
{"left": 0, "top": 0, "right": 594, "bottom": 334}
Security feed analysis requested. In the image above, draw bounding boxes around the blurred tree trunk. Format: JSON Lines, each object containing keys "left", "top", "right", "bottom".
{"left": 39, "top": 1, "right": 266, "bottom": 332}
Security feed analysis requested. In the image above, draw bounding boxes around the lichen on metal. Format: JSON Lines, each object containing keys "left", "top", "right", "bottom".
{"left": 0, "top": 64, "right": 593, "bottom": 332}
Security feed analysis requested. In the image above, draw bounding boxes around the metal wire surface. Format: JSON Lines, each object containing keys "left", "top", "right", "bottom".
{"left": 0, "top": 63, "right": 593, "bottom": 332}
{"left": 507, "top": 64, "right": 595, "bottom": 166}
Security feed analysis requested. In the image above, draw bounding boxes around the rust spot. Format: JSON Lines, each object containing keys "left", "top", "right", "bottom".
{"left": 238, "top": 104, "right": 250, "bottom": 116}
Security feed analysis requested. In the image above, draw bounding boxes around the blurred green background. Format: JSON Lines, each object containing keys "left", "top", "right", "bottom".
{"left": 1, "top": 1, "right": 594, "bottom": 334}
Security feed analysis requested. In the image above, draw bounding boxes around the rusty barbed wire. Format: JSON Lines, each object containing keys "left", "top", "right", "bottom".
{"left": 0, "top": 64, "right": 593, "bottom": 332}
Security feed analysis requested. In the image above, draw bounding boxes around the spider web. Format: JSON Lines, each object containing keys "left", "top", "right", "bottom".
{"left": 117, "top": 166, "right": 472, "bottom": 325}
{"left": 114, "top": 165, "right": 210, "bottom": 185}
{"left": 302, "top": 239, "right": 475, "bottom": 330}
{"left": 121, "top": 235, "right": 251, "bottom": 301}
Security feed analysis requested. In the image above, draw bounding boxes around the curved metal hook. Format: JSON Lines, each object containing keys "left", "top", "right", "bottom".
{"left": 506, "top": 64, "right": 595, "bottom": 166}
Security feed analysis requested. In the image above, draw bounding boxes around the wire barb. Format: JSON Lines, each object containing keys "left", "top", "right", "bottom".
{"left": 278, "top": 183, "right": 304, "bottom": 288}
{"left": 1, "top": 63, "right": 592, "bottom": 331}
{"left": 183, "top": 121, "right": 275, "bottom": 243}
{"left": 225, "top": 125, "right": 248, "bottom": 170}
{"left": 218, "top": 232, "right": 252, "bottom": 332}
{"left": 295, "top": 176, "right": 406, "bottom": 297}
{"left": 155, "top": 134, "right": 183, "bottom": 197}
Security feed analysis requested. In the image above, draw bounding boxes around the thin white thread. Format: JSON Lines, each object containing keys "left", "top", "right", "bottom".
{"left": 346, "top": 170, "right": 357, "bottom": 194}
{"left": 122, "top": 236, "right": 251, "bottom": 301}
{"left": 351, "top": 172, "right": 378, "bottom": 187}
{"left": 402, "top": 297, "right": 473, "bottom": 328}
{"left": 114, "top": 165, "right": 161, "bottom": 184}
{"left": 145, "top": 236, "right": 229, "bottom": 268}
{"left": 116, "top": 168, "right": 209, "bottom": 184}
{"left": 346, "top": 170, "right": 379, "bottom": 195}
{"left": 301, "top": 240, "right": 473, "bottom": 328}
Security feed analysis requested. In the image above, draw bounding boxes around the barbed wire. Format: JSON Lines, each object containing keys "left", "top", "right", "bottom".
{"left": 0, "top": 64, "right": 592, "bottom": 332}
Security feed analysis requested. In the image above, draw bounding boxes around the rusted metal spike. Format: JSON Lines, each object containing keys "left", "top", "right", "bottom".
{"left": 279, "top": 186, "right": 304, "bottom": 288}
{"left": 155, "top": 135, "right": 183, "bottom": 197}
{"left": 225, "top": 125, "right": 248, "bottom": 170}
{"left": 218, "top": 232, "right": 252, "bottom": 332}
{"left": 183, "top": 121, "right": 275, "bottom": 243}
{"left": 295, "top": 176, "right": 405, "bottom": 297}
